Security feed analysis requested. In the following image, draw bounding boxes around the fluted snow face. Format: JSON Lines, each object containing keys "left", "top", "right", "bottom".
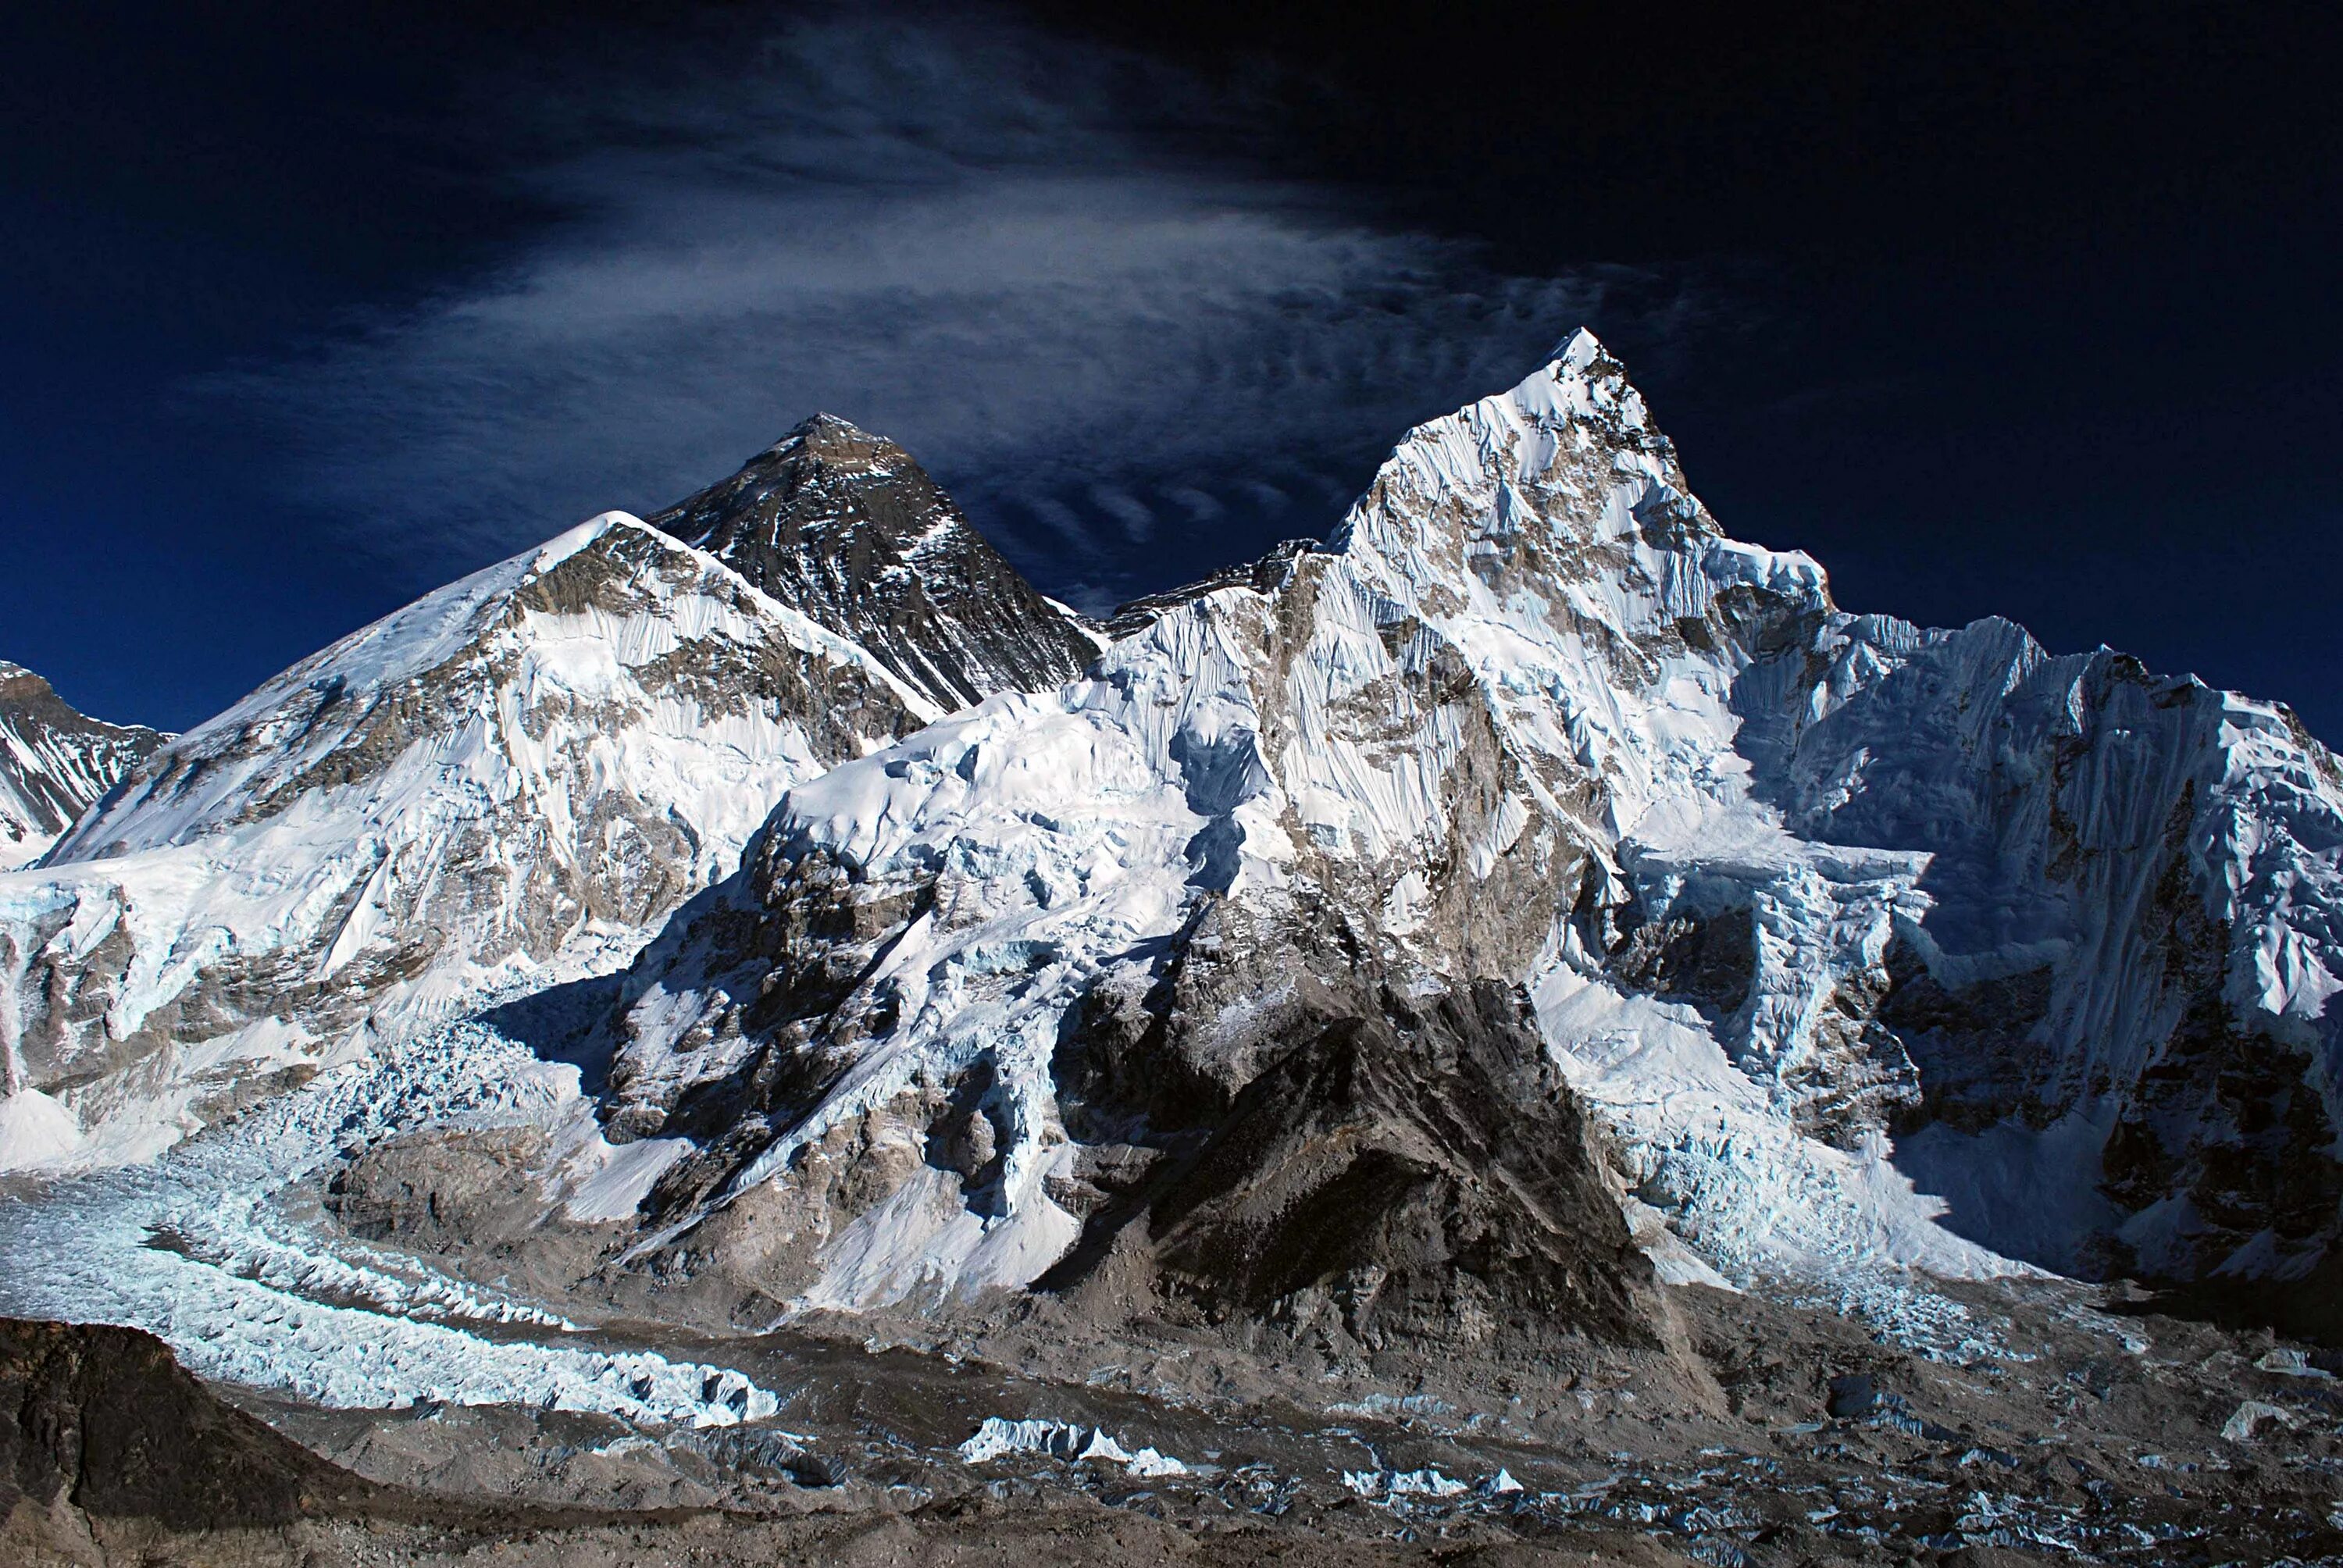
{"left": 0, "top": 514, "right": 929, "bottom": 1172}
{"left": 1742, "top": 612, "right": 2343, "bottom": 1277}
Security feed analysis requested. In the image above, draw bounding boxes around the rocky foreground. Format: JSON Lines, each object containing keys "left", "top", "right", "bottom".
{"left": 12, "top": 1277, "right": 2343, "bottom": 1568}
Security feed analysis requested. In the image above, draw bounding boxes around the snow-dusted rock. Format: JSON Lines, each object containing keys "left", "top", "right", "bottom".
{"left": 0, "top": 661, "right": 161, "bottom": 871}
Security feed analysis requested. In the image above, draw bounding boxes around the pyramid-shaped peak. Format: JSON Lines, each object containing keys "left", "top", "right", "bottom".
{"left": 755, "top": 411, "right": 913, "bottom": 470}
{"left": 649, "top": 420, "right": 1097, "bottom": 713}
{"left": 1548, "top": 326, "right": 1607, "bottom": 369}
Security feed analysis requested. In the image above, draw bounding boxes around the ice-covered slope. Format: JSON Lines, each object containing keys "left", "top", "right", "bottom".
{"left": 576, "top": 330, "right": 2343, "bottom": 1318}
{"left": 650, "top": 414, "right": 1104, "bottom": 711}
{"left": 0, "top": 661, "right": 162, "bottom": 870}
{"left": 0, "top": 513, "right": 934, "bottom": 1171}
{"left": 1734, "top": 613, "right": 2343, "bottom": 1281}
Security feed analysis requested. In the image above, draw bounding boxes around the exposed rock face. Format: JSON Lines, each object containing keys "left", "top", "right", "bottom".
{"left": 0, "top": 1316, "right": 377, "bottom": 1532}
{"left": 1045, "top": 964, "right": 1660, "bottom": 1357}
{"left": 651, "top": 414, "right": 1103, "bottom": 713}
{"left": 0, "top": 662, "right": 162, "bottom": 871}
{"left": 0, "top": 515, "right": 930, "bottom": 1170}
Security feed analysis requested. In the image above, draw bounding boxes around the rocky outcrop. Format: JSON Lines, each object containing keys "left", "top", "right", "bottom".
{"left": 0, "top": 663, "right": 161, "bottom": 871}
{"left": 651, "top": 414, "right": 1102, "bottom": 713}
{"left": 0, "top": 1317, "right": 379, "bottom": 1534}
{"left": 1044, "top": 958, "right": 1661, "bottom": 1358}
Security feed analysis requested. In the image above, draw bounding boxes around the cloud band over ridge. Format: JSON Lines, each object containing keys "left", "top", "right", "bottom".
{"left": 203, "top": 11, "right": 1697, "bottom": 612}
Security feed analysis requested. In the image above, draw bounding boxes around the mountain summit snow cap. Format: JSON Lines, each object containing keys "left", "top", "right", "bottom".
{"left": 1549, "top": 326, "right": 1607, "bottom": 368}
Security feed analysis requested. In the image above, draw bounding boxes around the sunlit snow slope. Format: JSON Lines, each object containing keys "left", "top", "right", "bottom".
{"left": 0, "top": 514, "right": 936, "bottom": 1171}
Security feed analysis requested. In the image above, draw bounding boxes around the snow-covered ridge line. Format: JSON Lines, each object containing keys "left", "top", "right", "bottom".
{"left": 0, "top": 507, "right": 937, "bottom": 1172}
{"left": 49, "top": 511, "right": 940, "bottom": 864}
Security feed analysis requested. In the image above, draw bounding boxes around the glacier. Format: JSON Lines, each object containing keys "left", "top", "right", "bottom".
{"left": 0, "top": 1019, "right": 779, "bottom": 1427}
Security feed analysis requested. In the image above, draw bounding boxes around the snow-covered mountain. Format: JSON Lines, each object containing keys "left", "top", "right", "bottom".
{"left": 650, "top": 414, "right": 1103, "bottom": 712}
{"left": 0, "top": 513, "right": 936, "bottom": 1171}
{"left": 0, "top": 661, "right": 162, "bottom": 870}
{"left": 5, "top": 330, "right": 2339, "bottom": 1345}
{"left": 0, "top": 414, "right": 1119, "bottom": 1178}
{"left": 568, "top": 330, "right": 2343, "bottom": 1325}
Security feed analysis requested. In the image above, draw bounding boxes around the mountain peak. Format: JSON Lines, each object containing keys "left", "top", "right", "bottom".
{"left": 0, "top": 659, "right": 162, "bottom": 868}
{"left": 650, "top": 420, "right": 1097, "bottom": 711}
{"left": 1548, "top": 325, "right": 1606, "bottom": 368}
{"left": 758, "top": 411, "right": 898, "bottom": 465}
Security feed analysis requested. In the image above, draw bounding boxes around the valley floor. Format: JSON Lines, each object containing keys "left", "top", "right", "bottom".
{"left": 8, "top": 1035, "right": 2343, "bottom": 1566}
{"left": 12, "top": 1268, "right": 2343, "bottom": 1566}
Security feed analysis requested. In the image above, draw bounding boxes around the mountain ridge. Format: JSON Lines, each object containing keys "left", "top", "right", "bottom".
{"left": 562, "top": 329, "right": 2343, "bottom": 1329}
{"left": 0, "top": 660, "right": 163, "bottom": 871}
{"left": 0, "top": 469, "right": 1089, "bottom": 1172}
{"left": 0, "top": 330, "right": 2339, "bottom": 1388}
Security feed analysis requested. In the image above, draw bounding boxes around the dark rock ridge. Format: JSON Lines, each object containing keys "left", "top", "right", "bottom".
{"left": 1043, "top": 958, "right": 1662, "bottom": 1359}
{"left": 650, "top": 414, "right": 1102, "bottom": 714}
{"left": 1098, "top": 538, "right": 1321, "bottom": 641}
{"left": 0, "top": 661, "right": 161, "bottom": 864}
{"left": 0, "top": 1316, "right": 380, "bottom": 1534}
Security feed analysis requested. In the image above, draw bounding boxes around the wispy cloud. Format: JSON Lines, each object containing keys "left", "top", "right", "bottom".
{"left": 200, "top": 9, "right": 1703, "bottom": 611}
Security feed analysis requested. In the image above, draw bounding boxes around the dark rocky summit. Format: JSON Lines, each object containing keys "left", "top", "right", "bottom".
{"left": 651, "top": 414, "right": 1101, "bottom": 713}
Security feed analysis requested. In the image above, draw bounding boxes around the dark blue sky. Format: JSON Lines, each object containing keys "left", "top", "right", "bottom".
{"left": 5, "top": 2, "right": 2338, "bottom": 739}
